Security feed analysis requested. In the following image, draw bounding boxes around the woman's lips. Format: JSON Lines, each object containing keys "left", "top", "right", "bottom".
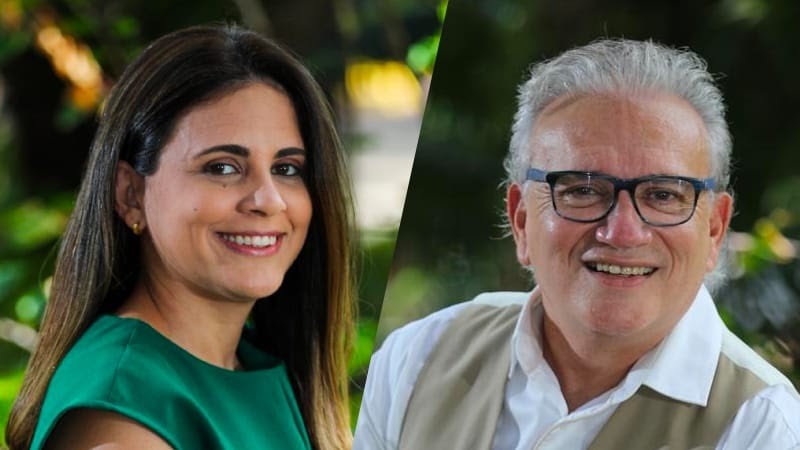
{"left": 216, "top": 232, "right": 283, "bottom": 255}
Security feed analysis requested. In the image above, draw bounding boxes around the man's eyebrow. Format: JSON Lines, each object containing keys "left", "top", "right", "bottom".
{"left": 276, "top": 147, "right": 306, "bottom": 158}
{"left": 194, "top": 144, "right": 249, "bottom": 159}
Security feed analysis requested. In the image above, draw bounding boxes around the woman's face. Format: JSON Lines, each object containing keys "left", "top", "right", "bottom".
{"left": 131, "top": 82, "right": 312, "bottom": 303}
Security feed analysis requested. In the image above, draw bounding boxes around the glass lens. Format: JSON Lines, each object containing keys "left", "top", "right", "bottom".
{"left": 551, "top": 174, "right": 614, "bottom": 221}
{"left": 634, "top": 178, "right": 696, "bottom": 224}
{"left": 550, "top": 173, "right": 699, "bottom": 225}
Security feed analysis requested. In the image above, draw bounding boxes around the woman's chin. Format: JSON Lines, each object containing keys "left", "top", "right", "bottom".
{"left": 220, "top": 279, "right": 285, "bottom": 303}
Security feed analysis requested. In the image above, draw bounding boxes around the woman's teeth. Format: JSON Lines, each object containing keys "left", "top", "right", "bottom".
{"left": 592, "top": 263, "right": 654, "bottom": 276}
{"left": 221, "top": 234, "right": 277, "bottom": 248}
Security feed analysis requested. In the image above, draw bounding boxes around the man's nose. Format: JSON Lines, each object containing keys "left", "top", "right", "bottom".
{"left": 239, "top": 174, "right": 287, "bottom": 216}
{"left": 595, "top": 191, "right": 653, "bottom": 248}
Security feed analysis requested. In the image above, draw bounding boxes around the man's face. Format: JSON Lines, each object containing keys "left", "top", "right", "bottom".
{"left": 508, "top": 93, "right": 732, "bottom": 345}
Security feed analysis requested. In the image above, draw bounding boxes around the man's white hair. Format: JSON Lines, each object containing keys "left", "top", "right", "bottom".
{"left": 504, "top": 38, "right": 733, "bottom": 291}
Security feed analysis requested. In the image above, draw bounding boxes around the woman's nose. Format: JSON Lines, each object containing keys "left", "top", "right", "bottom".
{"left": 239, "top": 174, "right": 287, "bottom": 216}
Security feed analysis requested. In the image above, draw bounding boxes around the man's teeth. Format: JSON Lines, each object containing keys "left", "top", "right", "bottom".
{"left": 222, "top": 234, "right": 277, "bottom": 248}
{"left": 593, "top": 263, "right": 654, "bottom": 276}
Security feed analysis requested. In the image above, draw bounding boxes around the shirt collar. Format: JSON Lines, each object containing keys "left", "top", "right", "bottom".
{"left": 508, "top": 286, "right": 545, "bottom": 379}
{"left": 509, "top": 285, "right": 723, "bottom": 406}
{"left": 635, "top": 285, "right": 722, "bottom": 405}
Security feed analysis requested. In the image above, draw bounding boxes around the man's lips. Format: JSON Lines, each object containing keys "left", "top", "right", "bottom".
{"left": 585, "top": 262, "right": 657, "bottom": 277}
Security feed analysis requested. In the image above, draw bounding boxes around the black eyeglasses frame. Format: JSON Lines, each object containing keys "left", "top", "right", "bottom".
{"left": 525, "top": 168, "right": 717, "bottom": 227}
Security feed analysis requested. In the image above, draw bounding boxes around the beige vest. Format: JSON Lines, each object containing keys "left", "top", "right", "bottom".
{"left": 398, "top": 302, "right": 768, "bottom": 450}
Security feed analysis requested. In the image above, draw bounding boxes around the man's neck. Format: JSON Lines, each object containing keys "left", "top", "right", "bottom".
{"left": 540, "top": 313, "right": 658, "bottom": 412}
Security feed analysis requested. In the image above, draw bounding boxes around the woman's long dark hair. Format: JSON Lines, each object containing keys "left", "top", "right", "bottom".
{"left": 7, "top": 25, "right": 355, "bottom": 450}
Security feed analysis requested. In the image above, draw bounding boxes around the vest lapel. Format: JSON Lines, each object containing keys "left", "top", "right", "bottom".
{"left": 398, "top": 304, "right": 521, "bottom": 450}
{"left": 589, "top": 354, "right": 766, "bottom": 449}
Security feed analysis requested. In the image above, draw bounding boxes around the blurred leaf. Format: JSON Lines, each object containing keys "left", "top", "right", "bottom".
{"left": 0, "top": 339, "right": 27, "bottom": 374}
{"left": 377, "top": 266, "right": 437, "bottom": 343}
{"left": 348, "top": 318, "right": 377, "bottom": 374}
{"left": 739, "top": 233, "right": 780, "bottom": 273}
{"left": 0, "top": 199, "right": 69, "bottom": 250}
{"left": 15, "top": 289, "right": 44, "bottom": 323}
{"left": 762, "top": 177, "right": 800, "bottom": 219}
{"left": 718, "top": 305, "right": 758, "bottom": 342}
{"left": 719, "top": 0, "right": 768, "bottom": 24}
{"left": 55, "top": 101, "right": 92, "bottom": 131}
{"left": 437, "top": 0, "right": 448, "bottom": 23}
{"left": 0, "top": 30, "right": 32, "bottom": 64}
{"left": 0, "top": 261, "right": 26, "bottom": 296}
{"left": 112, "top": 16, "right": 140, "bottom": 39}
{"left": 406, "top": 34, "right": 439, "bottom": 74}
{"left": 0, "top": 367, "right": 25, "bottom": 448}
{"left": 349, "top": 390, "right": 362, "bottom": 430}
{"left": 358, "top": 228, "right": 398, "bottom": 317}
{"left": 60, "top": 16, "right": 96, "bottom": 37}
{"left": 404, "top": 0, "right": 446, "bottom": 75}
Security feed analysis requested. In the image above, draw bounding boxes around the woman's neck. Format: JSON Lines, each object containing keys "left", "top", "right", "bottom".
{"left": 116, "top": 276, "right": 254, "bottom": 370}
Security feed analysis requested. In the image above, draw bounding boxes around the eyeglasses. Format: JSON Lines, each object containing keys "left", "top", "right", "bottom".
{"left": 525, "top": 168, "right": 716, "bottom": 226}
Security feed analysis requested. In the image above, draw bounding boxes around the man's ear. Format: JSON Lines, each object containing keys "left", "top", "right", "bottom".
{"left": 114, "top": 161, "right": 146, "bottom": 233}
{"left": 706, "top": 192, "right": 733, "bottom": 271}
{"left": 507, "top": 183, "right": 531, "bottom": 266}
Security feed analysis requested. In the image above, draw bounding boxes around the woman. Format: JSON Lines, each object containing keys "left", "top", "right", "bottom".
{"left": 6, "top": 24, "right": 355, "bottom": 450}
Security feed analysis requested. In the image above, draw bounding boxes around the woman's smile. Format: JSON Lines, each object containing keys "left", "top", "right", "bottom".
{"left": 217, "top": 231, "right": 284, "bottom": 255}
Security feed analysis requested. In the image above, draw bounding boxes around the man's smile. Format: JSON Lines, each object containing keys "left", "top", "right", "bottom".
{"left": 586, "top": 262, "right": 656, "bottom": 276}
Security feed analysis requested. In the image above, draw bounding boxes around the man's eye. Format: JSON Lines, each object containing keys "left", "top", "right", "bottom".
{"left": 204, "top": 163, "right": 239, "bottom": 175}
{"left": 652, "top": 191, "right": 675, "bottom": 200}
{"left": 646, "top": 189, "right": 681, "bottom": 203}
{"left": 272, "top": 163, "right": 303, "bottom": 177}
{"left": 563, "top": 185, "right": 602, "bottom": 197}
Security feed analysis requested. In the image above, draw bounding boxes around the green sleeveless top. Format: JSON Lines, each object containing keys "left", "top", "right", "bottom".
{"left": 31, "top": 315, "right": 311, "bottom": 450}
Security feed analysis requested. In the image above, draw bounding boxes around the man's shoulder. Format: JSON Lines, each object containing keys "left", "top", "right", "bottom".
{"left": 354, "top": 291, "right": 530, "bottom": 449}
{"left": 719, "top": 326, "right": 797, "bottom": 389}
{"left": 470, "top": 291, "right": 530, "bottom": 307}
{"left": 378, "top": 291, "right": 529, "bottom": 357}
{"left": 718, "top": 382, "right": 800, "bottom": 448}
{"left": 715, "top": 321, "right": 800, "bottom": 447}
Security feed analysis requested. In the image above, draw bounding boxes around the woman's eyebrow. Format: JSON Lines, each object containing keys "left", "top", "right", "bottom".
{"left": 193, "top": 145, "right": 306, "bottom": 159}
{"left": 275, "top": 147, "right": 306, "bottom": 157}
{"left": 194, "top": 144, "right": 250, "bottom": 159}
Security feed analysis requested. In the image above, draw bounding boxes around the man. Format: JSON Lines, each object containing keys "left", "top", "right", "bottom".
{"left": 354, "top": 39, "right": 800, "bottom": 449}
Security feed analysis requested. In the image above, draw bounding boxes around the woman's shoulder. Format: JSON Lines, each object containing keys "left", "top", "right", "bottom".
{"left": 32, "top": 315, "right": 181, "bottom": 449}
{"left": 33, "top": 315, "right": 311, "bottom": 450}
{"left": 50, "top": 315, "right": 171, "bottom": 389}
{"left": 41, "top": 409, "right": 174, "bottom": 450}
{"left": 47, "top": 315, "right": 150, "bottom": 392}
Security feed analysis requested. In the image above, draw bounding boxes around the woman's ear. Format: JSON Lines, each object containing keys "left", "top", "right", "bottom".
{"left": 114, "top": 161, "right": 147, "bottom": 234}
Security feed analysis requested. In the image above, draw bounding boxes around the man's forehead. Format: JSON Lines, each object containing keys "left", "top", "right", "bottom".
{"left": 527, "top": 91, "right": 710, "bottom": 172}
{"left": 536, "top": 91, "right": 703, "bottom": 125}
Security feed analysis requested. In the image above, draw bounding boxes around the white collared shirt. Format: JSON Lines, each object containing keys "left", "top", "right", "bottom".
{"left": 354, "top": 287, "right": 800, "bottom": 450}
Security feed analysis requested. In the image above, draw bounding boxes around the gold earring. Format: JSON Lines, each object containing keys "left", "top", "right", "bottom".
{"left": 132, "top": 222, "right": 142, "bottom": 235}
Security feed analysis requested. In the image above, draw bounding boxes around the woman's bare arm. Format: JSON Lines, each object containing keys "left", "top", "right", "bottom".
{"left": 44, "top": 408, "right": 173, "bottom": 449}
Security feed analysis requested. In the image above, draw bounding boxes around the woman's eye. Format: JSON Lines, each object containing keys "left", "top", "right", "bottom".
{"left": 204, "top": 162, "right": 239, "bottom": 175}
{"left": 272, "top": 163, "right": 303, "bottom": 177}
